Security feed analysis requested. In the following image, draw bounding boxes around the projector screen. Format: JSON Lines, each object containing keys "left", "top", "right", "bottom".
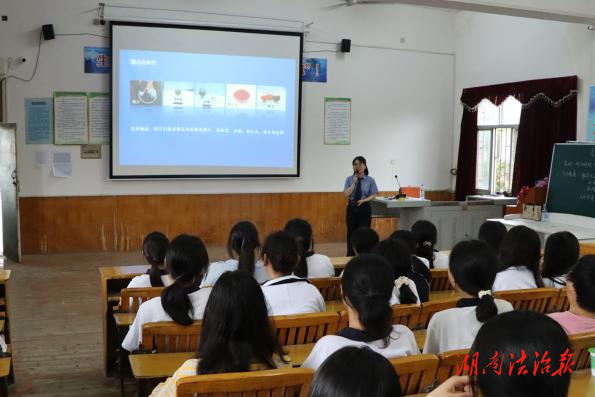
{"left": 110, "top": 22, "right": 303, "bottom": 179}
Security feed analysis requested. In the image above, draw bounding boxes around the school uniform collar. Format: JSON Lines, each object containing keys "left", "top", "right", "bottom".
{"left": 336, "top": 327, "right": 376, "bottom": 343}
{"left": 262, "top": 274, "right": 309, "bottom": 287}
{"left": 183, "top": 283, "right": 201, "bottom": 294}
{"left": 457, "top": 298, "right": 481, "bottom": 308}
{"left": 145, "top": 268, "right": 167, "bottom": 275}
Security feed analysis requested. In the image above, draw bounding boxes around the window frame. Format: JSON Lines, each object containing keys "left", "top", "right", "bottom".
{"left": 476, "top": 123, "right": 519, "bottom": 195}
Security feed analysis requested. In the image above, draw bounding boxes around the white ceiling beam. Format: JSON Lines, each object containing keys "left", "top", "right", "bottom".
{"left": 375, "top": 0, "right": 595, "bottom": 25}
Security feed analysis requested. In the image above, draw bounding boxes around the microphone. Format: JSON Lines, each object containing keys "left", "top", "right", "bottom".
{"left": 393, "top": 174, "right": 406, "bottom": 200}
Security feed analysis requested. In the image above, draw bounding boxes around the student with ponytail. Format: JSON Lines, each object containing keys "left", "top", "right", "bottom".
{"left": 302, "top": 254, "right": 419, "bottom": 370}
{"left": 201, "top": 221, "right": 268, "bottom": 287}
{"left": 492, "top": 225, "right": 544, "bottom": 292}
{"left": 284, "top": 218, "right": 334, "bottom": 279}
{"left": 411, "top": 220, "right": 449, "bottom": 269}
{"left": 260, "top": 231, "right": 325, "bottom": 316}
{"left": 127, "top": 231, "right": 171, "bottom": 288}
{"left": 423, "top": 240, "right": 513, "bottom": 354}
{"left": 373, "top": 238, "right": 428, "bottom": 303}
{"left": 122, "top": 234, "right": 211, "bottom": 352}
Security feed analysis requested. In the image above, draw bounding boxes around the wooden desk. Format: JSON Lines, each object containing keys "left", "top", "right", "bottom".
{"left": 325, "top": 300, "right": 344, "bottom": 313}
{"left": 580, "top": 242, "right": 595, "bottom": 256}
{"left": 568, "top": 369, "right": 594, "bottom": 397}
{"left": 330, "top": 257, "right": 349, "bottom": 275}
{"left": 99, "top": 265, "right": 148, "bottom": 376}
{"left": 130, "top": 343, "right": 316, "bottom": 380}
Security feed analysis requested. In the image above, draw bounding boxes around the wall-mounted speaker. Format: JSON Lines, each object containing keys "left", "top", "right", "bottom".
{"left": 42, "top": 24, "right": 55, "bottom": 41}
{"left": 340, "top": 39, "right": 351, "bottom": 53}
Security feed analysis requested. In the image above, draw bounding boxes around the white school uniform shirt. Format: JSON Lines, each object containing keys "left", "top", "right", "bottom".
{"left": 302, "top": 325, "right": 420, "bottom": 370}
{"left": 433, "top": 252, "right": 450, "bottom": 269}
{"left": 492, "top": 266, "right": 537, "bottom": 292}
{"left": 306, "top": 254, "right": 335, "bottom": 279}
{"left": 127, "top": 274, "right": 173, "bottom": 289}
{"left": 261, "top": 275, "right": 326, "bottom": 316}
{"left": 423, "top": 298, "right": 514, "bottom": 354}
{"left": 543, "top": 275, "right": 567, "bottom": 289}
{"left": 416, "top": 256, "right": 430, "bottom": 268}
{"left": 122, "top": 287, "right": 212, "bottom": 352}
{"left": 200, "top": 259, "right": 268, "bottom": 287}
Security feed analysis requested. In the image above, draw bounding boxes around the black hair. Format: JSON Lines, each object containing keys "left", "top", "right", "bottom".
{"left": 411, "top": 220, "right": 438, "bottom": 269}
{"left": 498, "top": 225, "right": 544, "bottom": 287}
{"left": 449, "top": 240, "right": 498, "bottom": 322}
{"left": 309, "top": 346, "right": 402, "bottom": 397}
{"left": 160, "top": 234, "right": 209, "bottom": 325}
{"left": 342, "top": 254, "right": 394, "bottom": 346}
{"left": 541, "top": 231, "right": 579, "bottom": 281}
{"left": 478, "top": 221, "right": 507, "bottom": 253}
{"left": 352, "top": 156, "right": 369, "bottom": 175}
{"left": 372, "top": 239, "right": 417, "bottom": 304}
{"left": 227, "top": 221, "right": 261, "bottom": 276}
{"left": 284, "top": 218, "right": 313, "bottom": 278}
{"left": 567, "top": 255, "right": 595, "bottom": 313}
{"left": 470, "top": 311, "right": 571, "bottom": 397}
{"left": 389, "top": 230, "right": 431, "bottom": 283}
{"left": 350, "top": 227, "right": 379, "bottom": 255}
{"left": 197, "top": 271, "right": 286, "bottom": 374}
{"left": 142, "top": 231, "right": 169, "bottom": 287}
{"left": 261, "top": 231, "right": 300, "bottom": 276}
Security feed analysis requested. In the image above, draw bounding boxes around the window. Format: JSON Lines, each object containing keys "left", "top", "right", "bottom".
{"left": 475, "top": 96, "right": 521, "bottom": 194}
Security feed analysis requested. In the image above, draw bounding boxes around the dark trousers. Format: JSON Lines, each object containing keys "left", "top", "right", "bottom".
{"left": 346, "top": 202, "right": 372, "bottom": 256}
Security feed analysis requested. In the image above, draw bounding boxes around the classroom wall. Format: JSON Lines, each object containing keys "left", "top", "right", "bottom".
{"left": 452, "top": 11, "right": 594, "bottom": 172}
{"left": 1, "top": 0, "right": 457, "bottom": 197}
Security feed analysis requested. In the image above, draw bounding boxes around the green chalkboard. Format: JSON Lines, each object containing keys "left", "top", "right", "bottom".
{"left": 546, "top": 143, "right": 595, "bottom": 218}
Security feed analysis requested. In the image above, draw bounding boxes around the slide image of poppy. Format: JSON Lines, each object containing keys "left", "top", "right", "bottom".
{"left": 226, "top": 84, "right": 256, "bottom": 109}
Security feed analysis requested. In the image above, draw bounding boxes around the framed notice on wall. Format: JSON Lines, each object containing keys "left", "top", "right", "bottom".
{"left": 324, "top": 97, "right": 351, "bottom": 145}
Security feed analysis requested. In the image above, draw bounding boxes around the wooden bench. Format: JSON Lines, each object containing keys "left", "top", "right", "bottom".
{"left": 176, "top": 367, "right": 314, "bottom": 397}
{"left": 569, "top": 331, "right": 595, "bottom": 370}
{"left": 389, "top": 354, "right": 439, "bottom": 395}
{"left": 494, "top": 288, "right": 559, "bottom": 313}
{"left": 309, "top": 277, "right": 342, "bottom": 301}
{"left": 429, "top": 269, "right": 453, "bottom": 291}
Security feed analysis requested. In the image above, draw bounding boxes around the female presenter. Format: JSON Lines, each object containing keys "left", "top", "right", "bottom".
{"left": 343, "top": 156, "right": 379, "bottom": 256}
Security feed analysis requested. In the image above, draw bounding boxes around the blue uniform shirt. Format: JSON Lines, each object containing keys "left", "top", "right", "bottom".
{"left": 344, "top": 175, "right": 379, "bottom": 203}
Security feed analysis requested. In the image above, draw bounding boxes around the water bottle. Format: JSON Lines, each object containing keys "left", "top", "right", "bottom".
{"left": 420, "top": 184, "right": 425, "bottom": 200}
{"left": 541, "top": 206, "right": 549, "bottom": 222}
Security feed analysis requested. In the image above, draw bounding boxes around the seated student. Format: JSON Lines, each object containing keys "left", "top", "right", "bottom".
{"left": 122, "top": 234, "right": 211, "bottom": 352}
{"left": 201, "top": 221, "right": 268, "bottom": 287}
{"left": 492, "top": 225, "right": 544, "bottom": 292}
{"left": 478, "top": 221, "right": 507, "bottom": 253}
{"left": 541, "top": 231, "right": 580, "bottom": 289}
{"left": 373, "top": 238, "right": 428, "bottom": 303}
{"left": 548, "top": 255, "right": 595, "bottom": 334}
{"left": 411, "top": 220, "right": 449, "bottom": 269}
{"left": 423, "top": 240, "right": 513, "bottom": 354}
{"left": 284, "top": 218, "right": 334, "bottom": 279}
{"left": 350, "top": 227, "right": 379, "bottom": 255}
{"left": 389, "top": 230, "right": 432, "bottom": 284}
{"left": 260, "top": 231, "right": 325, "bottom": 316}
{"left": 310, "top": 346, "right": 471, "bottom": 397}
{"left": 470, "top": 311, "right": 571, "bottom": 397}
{"left": 126, "top": 231, "right": 171, "bottom": 288}
{"left": 150, "top": 271, "right": 289, "bottom": 397}
{"left": 302, "top": 254, "right": 419, "bottom": 370}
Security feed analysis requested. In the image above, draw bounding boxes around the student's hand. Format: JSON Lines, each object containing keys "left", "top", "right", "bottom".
{"left": 352, "top": 174, "right": 358, "bottom": 184}
{"left": 427, "top": 376, "right": 472, "bottom": 397}
{"left": 356, "top": 199, "right": 365, "bottom": 206}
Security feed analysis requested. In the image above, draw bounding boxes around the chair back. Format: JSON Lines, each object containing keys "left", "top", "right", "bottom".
{"left": 494, "top": 288, "right": 558, "bottom": 313}
{"left": 141, "top": 321, "right": 202, "bottom": 353}
{"left": 417, "top": 298, "right": 459, "bottom": 329}
{"left": 548, "top": 288, "right": 570, "bottom": 312}
{"left": 309, "top": 277, "right": 342, "bottom": 301}
{"left": 389, "top": 354, "right": 439, "bottom": 395}
{"left": 176, "top": 367, "right": 314, "bottom": 397}
{"left": 337, "top": 304, "right": 421, "bottom": 332}
{"left": 429, "top": 269, "right": 453, "bottom": 291}
{"left": 119, "top": 287, "right": 163, "bottom": 312}
{"left": 569, "top": 331, "right": 595, "bottom": 370}
{"left": 271, "top": 312, "right": 340, "bottom": 346}
{"left": 436, "top": 349, "right": 470, "bottom": 384}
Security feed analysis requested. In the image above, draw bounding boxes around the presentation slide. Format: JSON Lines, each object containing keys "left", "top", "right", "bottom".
{"left": 111, "top": 22, "right": 302, "bottom": 178}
